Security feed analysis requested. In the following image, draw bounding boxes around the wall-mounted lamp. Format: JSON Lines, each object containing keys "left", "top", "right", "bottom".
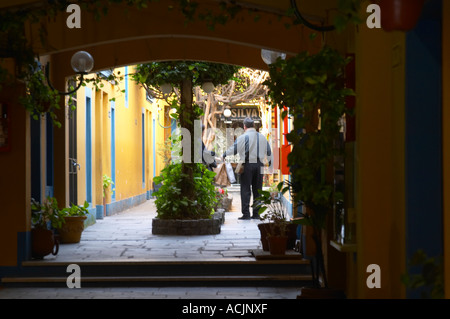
{"left": 202, "top": 81, "right": 215, "bottom": 94}
{"left": 45, "top": 51, "right": 94, "bottom": 95}
{"left": 223, "top": 107, "right": 232, "bottom": 118}
{"left": 261, "top": 49, "right": 286, "bottom": 65}
{"left": 168, "top": 108, "right": 177, "bottom": 119}
{"left": 156, "top": 106, "right": 177, "bottom": 128}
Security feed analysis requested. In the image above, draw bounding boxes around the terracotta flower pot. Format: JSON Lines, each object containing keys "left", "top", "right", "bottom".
{"left": 58, "top": 216, "right": 87, "bottom": 243}
{"left": 258, "top": 223, "right": 298, "bottom": 251}
{"left": 31, "top": 228, "right": 59, "bottom": 259}
{"left": 374, "top": 0, "right": 425, "bottom": 32}
{"left": 267, "top": 235, "right": 288, "bottom": 255}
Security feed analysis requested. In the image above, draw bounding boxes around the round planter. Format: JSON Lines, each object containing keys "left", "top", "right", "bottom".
{"left": 374, "top": 0, "right": 425, "bottom": 31}
{"left": 267, "top": 236, "right": 288, "bottom": 255}
{"left": 152, "top": 218, "right": 221, "bottom": 235}
{"left": 58, "top": 216, "right": 87, "bottom": 243}
{"left": 31, "top": 228, "right": 59, "bottom": 259}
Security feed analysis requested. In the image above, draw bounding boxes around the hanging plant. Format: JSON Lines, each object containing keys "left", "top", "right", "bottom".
{"left": 19, "top": 63, "right": 61, "bottom": 127}
{"left": 264, "top": 46, "right": 354, "bottom": 289}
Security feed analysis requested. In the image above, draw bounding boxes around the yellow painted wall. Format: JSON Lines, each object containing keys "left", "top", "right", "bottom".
{"left": 353, "top": 1, "right": 406, "bottom": 298}
{"left": 74, "top": 66, "right": 162, "bottom": 211}
{"left": 0, "top": 81, "right": 30, "bottom": 266}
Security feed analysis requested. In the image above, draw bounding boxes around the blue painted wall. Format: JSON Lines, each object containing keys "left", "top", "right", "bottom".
{"left": 405, "top": 0, "right": 442, "bottom": 297}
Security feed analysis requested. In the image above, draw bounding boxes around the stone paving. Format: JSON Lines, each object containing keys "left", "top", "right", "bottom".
{"left": 0, "top": 286, "right": 300, "bottom": 299}
{"left": 45, "top": 189, "right": 263, "bottom": 262}
{"left": 0, "top": 189, "right": 306, "bottom": 299}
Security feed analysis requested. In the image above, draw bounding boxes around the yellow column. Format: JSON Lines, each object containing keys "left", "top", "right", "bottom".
{"left": 354, "top": 3, "right": 406, "bottom": 298}
{"left": 50, "top": 54, "right": 69, "bottom": 207}
{"left": 94, "top": 90, "right": 103, "bottom": 207}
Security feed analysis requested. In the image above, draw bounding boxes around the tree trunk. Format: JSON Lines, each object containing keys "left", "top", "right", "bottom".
{"left": 179, "top": 77, "right": 195, "bottom": 205}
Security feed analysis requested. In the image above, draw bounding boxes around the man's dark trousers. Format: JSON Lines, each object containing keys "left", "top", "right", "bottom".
{"left": 240, "top": 163, "right": 264, "bottom": 218}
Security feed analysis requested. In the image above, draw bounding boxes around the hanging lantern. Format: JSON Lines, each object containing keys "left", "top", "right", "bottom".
{"left": 373, "top": 0, "right": 425, "bottom": 32}
{"left": 202, "top": 81, "right": 215, "bottom": 94}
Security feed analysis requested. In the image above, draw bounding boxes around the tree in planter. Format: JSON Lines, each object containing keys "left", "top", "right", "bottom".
{"left": 264, "top": 46, "right": 354, "bottom": 290}
{"left": 153, "top": 162, "right": 217, "bottom": 220}
{"left": 131, "top": 61, "right": 239, "bottom": 219}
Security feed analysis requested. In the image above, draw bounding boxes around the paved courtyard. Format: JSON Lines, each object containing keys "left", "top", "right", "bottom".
{"left": 48, "top": 189, "right": 263, "bottom": 262}
{"left": 0, "top": 189, "right": 306, "bottom": 299}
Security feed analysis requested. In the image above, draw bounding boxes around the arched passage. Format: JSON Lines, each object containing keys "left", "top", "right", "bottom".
{"left": 40, "top": 1, "right": 325, "bottom": 209}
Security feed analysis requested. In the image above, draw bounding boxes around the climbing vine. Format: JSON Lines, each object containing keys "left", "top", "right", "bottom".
{"left": 0, "top": 0, "right": 363, "bottom": 126}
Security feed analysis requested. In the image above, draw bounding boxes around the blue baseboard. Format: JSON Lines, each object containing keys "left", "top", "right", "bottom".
{"left": 0, "top": 231, "right": 31, "bottom": 279}
{"left": 102, "top": 192, "right": 148, "bottom": 217}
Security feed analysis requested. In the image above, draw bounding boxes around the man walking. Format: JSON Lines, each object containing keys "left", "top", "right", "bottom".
{"left": 222, "top": 117, "right": 272, "bottom": 220}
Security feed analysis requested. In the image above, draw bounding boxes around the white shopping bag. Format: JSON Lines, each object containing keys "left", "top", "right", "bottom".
{"left": 225, "top": 163, "right": 236, "bottom": 184}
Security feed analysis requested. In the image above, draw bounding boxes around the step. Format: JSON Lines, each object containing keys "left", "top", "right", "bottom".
{"left": 1, "top": 259, "right": 312, "bottom": 288}
{"left": 1, "top": 274, "right": 312, "bottom": 287}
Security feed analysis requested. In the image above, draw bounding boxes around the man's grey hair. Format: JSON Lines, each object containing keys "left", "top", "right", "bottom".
{"left": 243, "top": 117, "right": 254, "bottom": 128}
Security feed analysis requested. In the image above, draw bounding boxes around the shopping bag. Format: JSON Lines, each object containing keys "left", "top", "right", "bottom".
{"left": 235, "top": 162, "right": 245, "bottom": 174}
{"left": 225, "top": 163, "right": 236, "bottom": 184}
{"left": 214, "top": 163, "right": 230, "bottom": 187}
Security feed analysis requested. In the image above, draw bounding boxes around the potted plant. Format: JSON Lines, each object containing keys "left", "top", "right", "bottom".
{"left": 254, "top": 186, "right": 298, "bottom": 254}
{"left": 254, "top": 188, "right": 291, "bottom": 255}
{"left": 264, "top": 46, "right": 352, "bottom": 296}
{"left": 102, "top": 174, "right": 114, "bottom": 216}
{"left": 30, "top": 196, "right": 64, "bottom": 259}
{"left": 19, "top": 63, "right": 62, "bottom": 127}
{"left": 58, "top": 201, "right": 89, "bottom": 244}
{"left": 152, "top": 163, "right": 221, "bottom": 235}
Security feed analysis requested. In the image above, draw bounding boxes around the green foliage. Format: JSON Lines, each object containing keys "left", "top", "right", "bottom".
{"left": 401, "top": 250, "right": 444, "bottom": 299}
{"left": 19, "top": 65, "right": 62, "bottom": 128}
{"left": 264, "top": 47, "right": 353, "bottom": 289}
{"left": 0, "top": 0, "right": 361, "bottom": 128}
{"left": 334, "top": 0, "right": 364, "bottom": 32}
{"left": 102, "top": 174, "right": 115, "bottom": 197}
{"left": 265, "top": 46, "right": 353, "bottom": 231}
{"left": 31, "top": 196, "right": 65, "bottom": 229}
{"left": 157, "top": 136, "right": 174, "bottom": 168}
{"left": 31, "top": 197, "right": 90, "bottom": 229}
{"left": 132, "top": 61, "right": 240, "bottom": 90}
{"left": 253, "top": 189, "right": 289, "bottom": 237}
{"left": 153, "top": 163, "right": 217, "bottom": 220}
{"left": 61, "top": 201, "right": 90, "bottom": 217}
